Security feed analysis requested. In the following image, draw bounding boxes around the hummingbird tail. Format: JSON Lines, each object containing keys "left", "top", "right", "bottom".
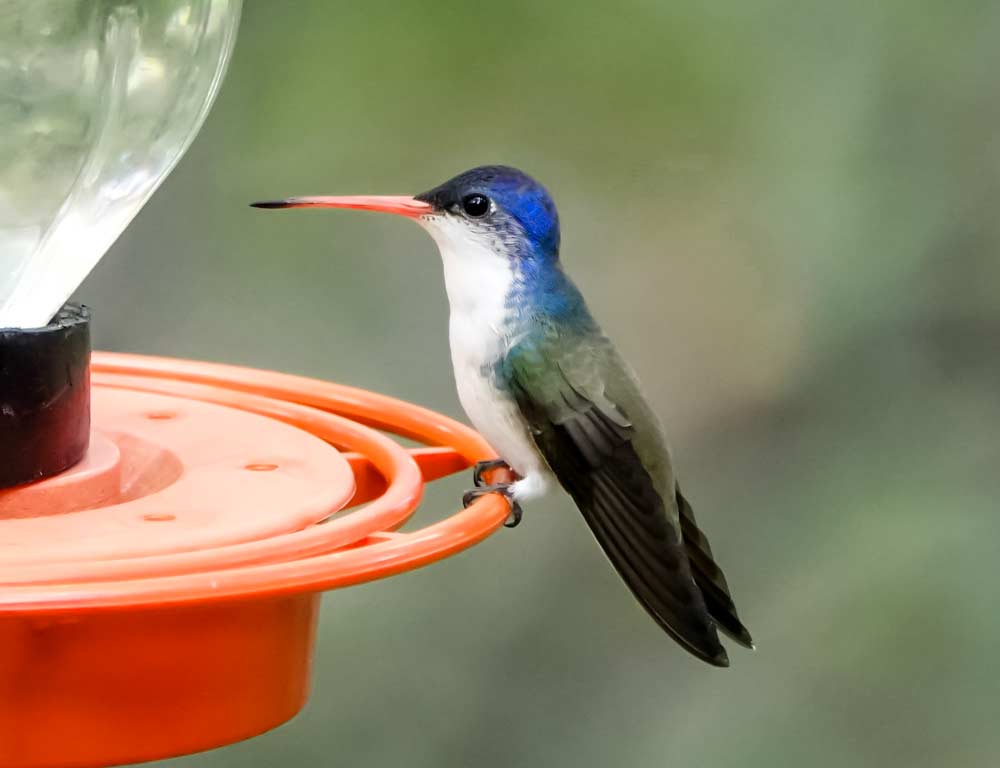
{"left": 575, "top": 450, "right": 734, "bottom": 667}
{"left": 677, "top": 489, "right": 755, "bottom": 649}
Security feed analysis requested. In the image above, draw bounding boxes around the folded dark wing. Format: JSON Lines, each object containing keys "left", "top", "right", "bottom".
{"left": 503, "top": 335, "right": 747, "bottom": 665}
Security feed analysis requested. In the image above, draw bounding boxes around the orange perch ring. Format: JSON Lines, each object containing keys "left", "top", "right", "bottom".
{"left": 0, "top": 353, "right": 511, "bottom": 768}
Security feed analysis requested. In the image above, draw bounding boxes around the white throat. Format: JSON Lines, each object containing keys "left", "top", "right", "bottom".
{"left": 417, "top": 215, "right": 516, "bottom": 365}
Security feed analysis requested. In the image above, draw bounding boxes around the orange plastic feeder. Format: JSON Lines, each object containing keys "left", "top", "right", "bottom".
{"left": 0, "top": 352, "right": 511, "bottom": 768}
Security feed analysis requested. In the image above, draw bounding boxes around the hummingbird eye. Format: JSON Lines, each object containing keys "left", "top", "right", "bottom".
{"left": 460, "top": 194, "right": 490, "bottom": 218}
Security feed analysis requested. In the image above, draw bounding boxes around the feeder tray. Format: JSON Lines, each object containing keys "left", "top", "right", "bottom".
{"left": 0, "top": 352, "right": 511, "bottom": 768}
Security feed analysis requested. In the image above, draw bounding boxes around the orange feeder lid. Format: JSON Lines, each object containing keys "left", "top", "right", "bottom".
{"left": 0, "top": 353, "right": 511, "bottom": 768}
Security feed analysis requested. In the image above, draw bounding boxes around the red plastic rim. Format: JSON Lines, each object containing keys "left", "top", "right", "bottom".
{"left": 0, "top": 352, "right": 512, "bottom": 613}
{"left": 0, "top": 354, "right": 513, "bottom": 768}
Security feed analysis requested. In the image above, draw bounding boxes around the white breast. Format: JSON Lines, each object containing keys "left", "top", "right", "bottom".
{"left": 418, "top": 215, "right": 551, "bottom": 483}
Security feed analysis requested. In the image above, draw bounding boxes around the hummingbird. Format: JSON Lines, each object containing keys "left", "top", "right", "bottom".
{"left": 252, "top": 166, "right": 753, "bottom": 666}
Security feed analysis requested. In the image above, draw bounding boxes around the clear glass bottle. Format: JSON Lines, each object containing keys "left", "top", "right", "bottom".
{"left": 0, "top": 0, "right": 242, "bottom": 328}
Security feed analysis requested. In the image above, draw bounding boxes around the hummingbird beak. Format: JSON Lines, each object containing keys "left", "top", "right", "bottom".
{"left": 250, "top": 195, "right": 433, "bottom": 218}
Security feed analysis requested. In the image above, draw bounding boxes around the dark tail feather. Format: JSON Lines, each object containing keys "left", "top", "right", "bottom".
{"left": 585, "top": 473, "right": 729, "bottom": 666}
{"left": 677, "top": 488, "right": 755, "bottom": 649}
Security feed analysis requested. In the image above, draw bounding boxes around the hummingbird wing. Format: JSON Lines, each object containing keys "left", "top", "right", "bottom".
{"left": 503, "top": 330, "right": 752, "bottom": 666}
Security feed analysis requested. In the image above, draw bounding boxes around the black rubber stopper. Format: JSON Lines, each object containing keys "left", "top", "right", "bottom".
{"left": 0, "top": 303, "right": 91, "bottom": 489}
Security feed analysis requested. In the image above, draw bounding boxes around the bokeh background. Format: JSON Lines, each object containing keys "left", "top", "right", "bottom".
{"left": 75, "top": 1, "right": 1000, "bottom": 766}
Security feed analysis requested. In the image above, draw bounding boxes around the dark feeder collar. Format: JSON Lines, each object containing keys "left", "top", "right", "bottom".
{"left": 0, "top": 303, "right": 91, "bottom": 489}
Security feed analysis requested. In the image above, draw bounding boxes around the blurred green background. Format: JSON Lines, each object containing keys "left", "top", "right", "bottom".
{"left": 77, "top": 1, "right": 1000, "bottom": 766}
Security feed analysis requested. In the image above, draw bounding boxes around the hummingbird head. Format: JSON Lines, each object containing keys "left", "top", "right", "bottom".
{"left": 412, "top": 165, "right": 561, "bottom": 260}
{"left": 253, "top": 165, "right": 577, "bottom": 322}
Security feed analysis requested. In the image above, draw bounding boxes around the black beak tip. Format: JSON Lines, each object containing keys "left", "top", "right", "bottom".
{"left": 249, "top": 200, "right": 287, "bottom": 209}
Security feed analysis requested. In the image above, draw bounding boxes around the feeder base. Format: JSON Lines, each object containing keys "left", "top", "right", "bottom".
{"left": 0, "top": 353, "right": 512, "bottom": 767}
{"left": 0, "top": 594, "right": 318, "bottom": 768}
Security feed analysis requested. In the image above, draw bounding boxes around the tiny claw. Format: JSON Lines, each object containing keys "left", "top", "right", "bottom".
{"left": 462, "top": 482, "right": 523, "bottom": 529}
{"left": 473, "top": 458, "right": 510, "bottom": 488}
{"left": 503, "top": 501, "right": 523, "bottom": 528}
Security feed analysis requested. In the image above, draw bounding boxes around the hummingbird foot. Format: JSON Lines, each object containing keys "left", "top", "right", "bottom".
{"left": 462, "top": 484, "right": 523, "bottom": 528}
{"left": 472, "top": 458, "right": 512, "bottom": 487}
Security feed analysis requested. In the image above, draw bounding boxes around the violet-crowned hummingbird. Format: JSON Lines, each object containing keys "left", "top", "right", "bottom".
{"left": 252, "top": 166, "right": 753, "bottom": 666}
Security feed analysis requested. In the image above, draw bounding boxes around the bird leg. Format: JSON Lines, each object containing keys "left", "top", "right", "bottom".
{"left": 472, "top": 458, "right": 512, "bottom": 488}
{"left": 462, "top": 483, "right": 523, "bottom": 528}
